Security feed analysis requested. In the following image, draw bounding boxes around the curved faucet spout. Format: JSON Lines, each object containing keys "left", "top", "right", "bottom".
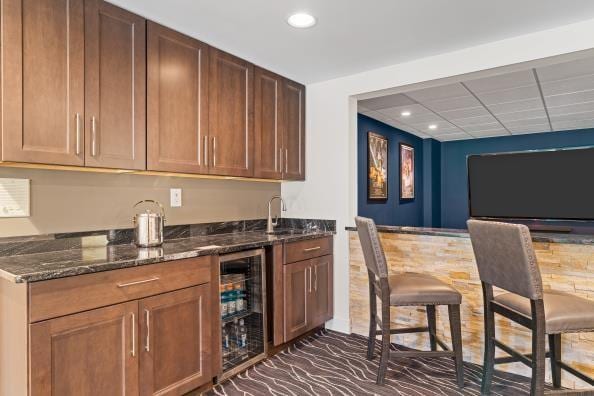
{"left": 266, "top": 196, "right": 287, "bottom": 234}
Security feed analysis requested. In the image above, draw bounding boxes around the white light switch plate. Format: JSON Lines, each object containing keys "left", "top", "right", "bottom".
{"left": 170, "top": 188, "right": 182, "bottom": 207}
{"left": 0, "top": 178, "right": 30, "bottom": 217}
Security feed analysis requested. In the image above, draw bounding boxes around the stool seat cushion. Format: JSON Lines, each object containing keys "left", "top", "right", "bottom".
{"left": 388, "top": 272, "right": 462, "bottom": 306}
{"left": 495, "top": 290, "right": 594, "bottom": 334}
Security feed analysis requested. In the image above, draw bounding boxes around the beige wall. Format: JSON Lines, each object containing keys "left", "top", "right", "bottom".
{"left": 0, "top": 167, "right": 281, "bottom": 237}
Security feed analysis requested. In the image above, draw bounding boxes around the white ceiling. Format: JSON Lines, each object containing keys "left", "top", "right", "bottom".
{"left": 358, "top": 57, "right": 594, "bottom": 141}
{"left": 109, "top": 0, "right": 594, "bottom": 83}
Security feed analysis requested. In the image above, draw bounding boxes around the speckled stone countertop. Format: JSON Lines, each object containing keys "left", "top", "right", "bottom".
{"left": 344, "top": 225, "right": 594, "bottom": 245}
{"left": 0, "top": 218, "right": 335, "bottom": 283}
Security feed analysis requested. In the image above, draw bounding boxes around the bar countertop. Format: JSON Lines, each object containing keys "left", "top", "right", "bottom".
{"left": 345, "top": 225, "right": 594, "bottom": 245}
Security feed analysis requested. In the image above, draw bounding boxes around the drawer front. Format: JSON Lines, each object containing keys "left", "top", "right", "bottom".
{"left": 29, "top": 256, "right": 212, "bottom": 323}
{"left": 284, "top": 236, "right": 332, "bottom": 264}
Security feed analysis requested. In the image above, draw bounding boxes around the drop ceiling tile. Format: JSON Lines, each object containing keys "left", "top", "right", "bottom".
{"left": 377, "top": 103, "right": 431, "bottom": 120}
{"left": 453, "top": 114, "right": 499, "bottom": 128}
{"left": 423, "top": 96, "right": 482, "bottom": 112}
{"left": 540, "top": 75, "right": 594, "bottom": 97}
{"left": 547, "top": 102, "right": 594, "bottom": 117}
{"left": 406, "top": 83, "right": 468, "bottom": 102}
{"left": 438, "top": 133, "right": 472, "bottom": 141}
{"left": 461, "top": 122, "right": 505, "bottom": 134}
{"left": 358, "top": 94, "right": 416, "bottom": 111}
{"left": 496, "top": 109, "right": 547, "bottom": 123}
{"left": 470, "top": 129, "right": 510, "bottom": 138}
{"left": 503, "top": 118, "right": 550, "bottom": 129}
{"left": 476, "top": 85, "right": 540, "bottom": 105}
{"left": 487, "top": 98, "right": 544, "bottom": 114}
{"left": 550, "top": 110, "right": 594, "bottom": 123}
{"left": 437, "top": 106, "right": 490, "bottom": 120}
{"left": 544, "top": 90, "right": 594, "bottom": 108}
{"left": 464, "top": 70, "right": 535, "bottom": 93}
{"left": 552, "top": 119, "right": 594, "bottom": 131}
{"left": 509, "top": 124, "right": 552, "bottom": 134}
{"left": 536, "top": 57, "right": 594, "bottom": 82}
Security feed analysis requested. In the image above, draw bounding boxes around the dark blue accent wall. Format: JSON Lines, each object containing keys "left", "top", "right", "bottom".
{"left": 440, "top": 128, "right": 594, "bottom": 229}
{"left": 357, "top": 114, "right": 425, "bottom": 226}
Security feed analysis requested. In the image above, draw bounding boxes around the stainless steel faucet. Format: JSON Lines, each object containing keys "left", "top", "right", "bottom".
{"left": 266, "top": 196, "right": 287, "bottom": 234}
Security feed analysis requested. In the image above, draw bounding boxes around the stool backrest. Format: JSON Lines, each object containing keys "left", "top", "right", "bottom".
{"left": 467, "top": 219, "right": 543, "bottom": 300}
{"left": 355, "top": 216, "right": 389, "bottom": 279}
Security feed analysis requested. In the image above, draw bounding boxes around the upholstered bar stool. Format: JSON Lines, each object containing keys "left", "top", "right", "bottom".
{"left": 355, "top": 216, "right": 465, "bottom": 386}
{"left": 467, "top": 220, "right": 594, "bottom": 396}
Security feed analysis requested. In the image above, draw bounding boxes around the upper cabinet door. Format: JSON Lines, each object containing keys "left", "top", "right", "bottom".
{"left": 147, "top": 22, "right": 209, "bottom": 174}
{"left": 282, "top": 80, "right": 306, "bottom": 180}
{"left": 84, "top": 0, "right": 146, "bottom": 170}
{"left": 1, "top": 0, "right": 85, "bottom": 165}
{"left": 208, "top": 49, "right": 254, "bottom": 177}
{"left": 254, "top": 67, "right": 283, "bottom": 179}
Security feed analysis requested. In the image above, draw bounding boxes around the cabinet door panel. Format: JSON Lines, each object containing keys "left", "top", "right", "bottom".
{"left": 147, "top": 22, "right": 209, "bottom": 174}
{"left": 85, "top": 0, "right": 146, "bottom": 169}
{"left": 1, "top": 0, "right": 84, "bottom": 165}
{"left": 310, "top": 255, "right": 333, "bottom": 328}
{"left": 254, "top": 68, "right": 282, "bottom": 179}
{"left": 209, "top": 49, "right": 254, "bottom": 177}
{"left": 139, "top": 284, "right": 211, "bottom": 396}
{"left": 30, "top": 301, "right": 138, "bottom": 396}
{"left": 282, "top": 80, "right": 305, "bottom": 180}
{"left": 283, "top": 260, "right": 310, "bottom": 342}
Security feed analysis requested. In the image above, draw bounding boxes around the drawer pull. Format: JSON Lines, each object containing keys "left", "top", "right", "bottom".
{"left": 131, "top": 313, "right": 136, "bottom": 357}
{"left": 303, "top": 247, "right": 321, "bottom": 252}
{"left": 145, "top": 309, "right": 151, "bottom": 352}
{"left": 117, "top": 277, "right": 160, "bottom": 288}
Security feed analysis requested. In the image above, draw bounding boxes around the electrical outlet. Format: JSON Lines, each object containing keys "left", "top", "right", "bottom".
{"left": 170, "top": 188, "right": 182, "bottom": 207}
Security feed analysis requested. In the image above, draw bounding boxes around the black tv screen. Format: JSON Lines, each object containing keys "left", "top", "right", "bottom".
{"left": 468, "top": 147, "right": 594, "bottom": 221}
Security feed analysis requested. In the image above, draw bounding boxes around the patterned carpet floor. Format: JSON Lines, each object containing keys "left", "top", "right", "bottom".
{"left": 207, "top": 330, "right": 547, "bottom": 396}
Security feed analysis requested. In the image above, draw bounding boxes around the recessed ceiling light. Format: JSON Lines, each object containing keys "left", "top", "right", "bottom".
{"left": 428, "top": 124, "right": 437, "bottom": 130}
{"left": 401, "top": 111, "right": 411, "bottom": 117}
{"left": 287, "top": 13, "right": 317, "bottom": 28}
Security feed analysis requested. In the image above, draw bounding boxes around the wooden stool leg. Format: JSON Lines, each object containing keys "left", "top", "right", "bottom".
{"left": 549, "top": 334, "right": 562, "bottom": 389}
{"left": 448, "top": 304, "right": 465, "bottom": 388}
{"left": 376, "top": 303, "right": 391, "bottom": 385}
{"left": 530, "top": 301, "right": 546, "bottom": 396}
{"left": 481, "top": 285, "right": 496, "bottom": 395}
{"left": 427, "top": 305, "right": 437, "bottom": 351}
{"left": 367, "top": 283, "right": 377, "bottom": 360}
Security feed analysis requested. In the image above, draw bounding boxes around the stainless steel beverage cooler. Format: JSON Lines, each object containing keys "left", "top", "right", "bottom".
{"left": 218, "top": 249, "right": 267, "bottom": 380}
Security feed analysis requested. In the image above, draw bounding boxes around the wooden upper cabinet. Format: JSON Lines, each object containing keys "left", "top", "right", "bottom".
{"left": 147, "top": 22, "right": 210, "bottom": 174}
{"left": 84, "top": 0, "right": 146, "bottom": 170}
{"left": 209, "top": 49, "right": 254, "bottom": 177}
{"left": 30, "top": 301, "right": 139, "bottom": 395}
{"left": 139, "top": 285, "right": 211, "bottom": 396}
{"left": 282, "top": 79, "right": 306, "bottom": 180}
{"left": 254, "top": 67, "right": 283, "bottom": 179}
{"left": 1, "top": 0, "right": 85, "bottom": 165}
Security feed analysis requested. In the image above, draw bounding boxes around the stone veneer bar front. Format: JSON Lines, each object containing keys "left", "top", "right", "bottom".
{"left": 347, "top": 226, "right": 594, "bottom": 390}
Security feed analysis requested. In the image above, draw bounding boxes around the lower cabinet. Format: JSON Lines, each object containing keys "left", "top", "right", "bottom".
{"left": 283, "top": 255, "right": 333, "bottom": 342}
{"left": 28, "top": 260, "right": 213, "bottom": 396}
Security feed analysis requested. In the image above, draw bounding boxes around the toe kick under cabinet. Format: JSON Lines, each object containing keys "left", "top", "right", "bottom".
{"left": 280, "top": 237, "right": 334, "bottom": 343}
{"left": 1, "top": 256, "right": 215, "bottom": 396}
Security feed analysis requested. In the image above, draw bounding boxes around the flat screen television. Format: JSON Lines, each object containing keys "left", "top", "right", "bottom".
{"left": 467, "top": 147, "right": 594, "bottom": 221}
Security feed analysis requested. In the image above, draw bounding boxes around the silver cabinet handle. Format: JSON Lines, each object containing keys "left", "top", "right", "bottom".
{"left": 75, "top": 113, "right": 81, "bottom": 155}
{"left": 131, "top": 313, "right": 136, "bottom": 357}
{"left": 303, "top": 246, "right": 321, "bottom": 252}
{"left": 117, "top": 276, "right": 160, "bottom": 288}
{"left": 314, "top": 266, "right": 318, "bottom": 292}
{"left": 285, "top": 148, "right": 288, "bottom": 173}
{"left": 308, "top": 267, "right": 312, "bottom": 293}
{"left": 278, "top": 147, "right": 282, "bottom": 173}
{"left": 91, "top": 116, "right": 97, "bottom": 157}
{"left": 212, "top": 136, "right": 217, "bottom": 167}
{"left": 203, "top": 135, "right": 208, "bottom": 166}
{"left": 145, "top": 309, "right": 150, "bottom": 352}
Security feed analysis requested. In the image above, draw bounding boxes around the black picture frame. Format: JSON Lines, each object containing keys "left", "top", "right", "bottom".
{"left": 399, "top": 143, "right": 415, "bottom": 200}
{"left": 367, "top": 132, "right": 388, "bottom": 200}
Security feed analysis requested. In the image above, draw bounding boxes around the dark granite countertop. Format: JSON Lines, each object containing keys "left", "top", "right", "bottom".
{"left": 0, "top": 230, "right": 334, "bottom": 283}
{"left": 345, "top": 225, "right": 594, "bottom": 245}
